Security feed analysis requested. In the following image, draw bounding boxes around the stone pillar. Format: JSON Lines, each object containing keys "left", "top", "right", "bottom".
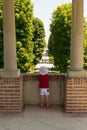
{"left": 0, "top": 0, "right": 20, "bottom": 77}
{"left": 67, "top": 0, "right": 87, "bottom": 77}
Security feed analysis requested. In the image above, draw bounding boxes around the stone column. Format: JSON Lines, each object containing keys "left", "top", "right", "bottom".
{"left": 67, "top": 0, "right": 87, "bottom": 77}
{"left": 0, "top": 0, "right": 20, "bottom": 77}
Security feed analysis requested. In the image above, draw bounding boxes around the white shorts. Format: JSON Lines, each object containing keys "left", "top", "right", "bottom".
{"left": 40, "top": 88, "right": 49, "bottom": 95}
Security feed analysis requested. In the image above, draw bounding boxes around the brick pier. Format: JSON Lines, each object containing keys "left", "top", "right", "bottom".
{"left": 65, "top": 78, "right": 87, "bottom": 112}
{"left": 0, "top": 77, "right": 23, "bottom": 112}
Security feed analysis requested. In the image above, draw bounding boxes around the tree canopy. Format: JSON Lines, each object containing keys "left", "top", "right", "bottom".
{"left": 83, "top": 18, "right": 87, "bottom": 69}
{"left": 0, "top": 0, "right": 46, "bottom": 73}
{"left": 0, "top": 1, "right": 3, "bottom": 68}
{"left": 15, "top": 0, "right": 34, "bottom": 72}
{"left": 48, "top": 3, "right": 87, "bottom": 73}
{"left": 48, "top": 3, "right": 72, "bottom": 72}
{"left": 32, "top": 17, "right": 46, "bottom": 65}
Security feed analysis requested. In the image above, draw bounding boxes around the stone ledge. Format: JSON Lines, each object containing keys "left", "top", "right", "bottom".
{"left": 67, "top": 70, "right": 87, "bottom": 78}
{"left": 0, "top": 69, "right": 20, "bottom": 77}
{"left": 22, "top": 74, "right": 66, "bottom": 81}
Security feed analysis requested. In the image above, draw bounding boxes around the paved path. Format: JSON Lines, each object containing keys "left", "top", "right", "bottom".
{"left": 0, "top": 106, "right": 87, "bottom": 130}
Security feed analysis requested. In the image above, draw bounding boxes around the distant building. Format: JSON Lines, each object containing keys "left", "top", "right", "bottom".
{"left": 35, "top": 47, "right": 54, "bottom": 69}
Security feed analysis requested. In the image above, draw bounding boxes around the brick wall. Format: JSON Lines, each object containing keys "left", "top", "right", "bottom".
{"left": 0, "top": 74, "right": 65, "bottom": 112}
{"left": 65, "top": 78, "right": 87, "bottom": 112}
{"left": 1, "top": 74, "right": 87, "bottom": 113}
{"left": 0, "top": 77, "right": 23, "bottom": 112}
{"left": 23, "top": 74, "right": 65, "bottom": 106}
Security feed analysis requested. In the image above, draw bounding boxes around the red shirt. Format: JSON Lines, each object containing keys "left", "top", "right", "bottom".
{"left": 39, "top": 74, "right": 49, "bottom": 88}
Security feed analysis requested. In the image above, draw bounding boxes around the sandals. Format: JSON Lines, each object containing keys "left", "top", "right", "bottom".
{"left": 40, "top": 104, "right": 50, "bottom": 108}
{"left": 40, "top": 104, "right": 44, "bottom": 108}
{"left": 46, "top": 105, "right": 50, "bottom": 108}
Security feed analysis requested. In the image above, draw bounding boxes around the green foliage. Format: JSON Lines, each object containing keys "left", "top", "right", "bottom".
{"left": 0, "top": 0, "right": 46, "bottom": 73}
{"left": 0, "top": 2, "right": 3, "bottom": 68}
{"left": 32, "top": 17, "right": 46, "bottom": 65}
{"left": 48, "top": 3, "right": 72, "bottom": 73}
{"left": 15, "top": 0, "right": 34, "bottom": 72}
{"left": 83, "top": 17, "right": 87, "bottom": 70}
{"left": 48, "top": 3, "right": 87, "bottom": 73}
{"left": 0, "top": 1, "right": 87, "bottom": 73}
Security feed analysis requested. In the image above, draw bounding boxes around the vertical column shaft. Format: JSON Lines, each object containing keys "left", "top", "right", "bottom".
{"left": 70, "top": 0, "right": 84, "bottom": 70}
{"left": 3, "top": 0, "right": 17, "bottom": 70}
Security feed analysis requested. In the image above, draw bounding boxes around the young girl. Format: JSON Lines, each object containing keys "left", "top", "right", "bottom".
{"left": 39, "top": 66, "right": 50, "bottom": 108}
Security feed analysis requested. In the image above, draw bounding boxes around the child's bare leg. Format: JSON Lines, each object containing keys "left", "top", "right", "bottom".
{"left": 40, "top": 95, "right": 44, "bottom": 106}
{"left": 45, "top": 95, "right": 49, "bottom": 106}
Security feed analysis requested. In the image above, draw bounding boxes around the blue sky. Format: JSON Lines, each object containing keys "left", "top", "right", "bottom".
{"left": 32, "top": 0, "right": 87, "bottom": 43}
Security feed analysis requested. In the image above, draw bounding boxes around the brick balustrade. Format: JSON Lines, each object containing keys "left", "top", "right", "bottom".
{"left": 0, "top": 74, "right": 87, "bottom": 113}
{"left": 0, "top": 77, "right": 23, "bottom": 112}
{"left": 65, "top": 78, "right": 87, "bottom": 112}
{"left": 0, "top": 74, "right": 65, "bottom": 112}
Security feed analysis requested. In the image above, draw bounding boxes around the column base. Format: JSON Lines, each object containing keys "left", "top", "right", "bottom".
{"left": 0, "top": 69, "right": 20, "bottom": 77}
{"left": 67, "top": 69, "right": 87, "bottom": 78}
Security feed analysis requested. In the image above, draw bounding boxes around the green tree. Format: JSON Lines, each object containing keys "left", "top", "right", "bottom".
{"left": 83, "top": 18, "right": 87, "bottom": 69}
{"left": 0, "top": 0, "right": 46, "bottom": 73}
{"left": 48, "top": 3, "right": 87, "bottom": 73}
{"left": 15, "top": 0, "right": 34, "bottom": 72}
{"left": 48, "top": 3, "right": 72, "bottom": 73}
{"left": 32, "top": 17, "right": 46, "bottom": 65}
{"left": 0, "top": 1, "right": 3, "bottom": 69}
